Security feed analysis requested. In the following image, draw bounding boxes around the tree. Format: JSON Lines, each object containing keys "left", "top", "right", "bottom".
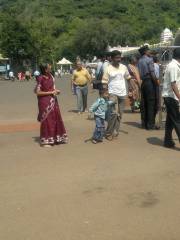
{"left": 73, "top": 19, "right": 111, "bottom": 58}
{"left": 0, "top": 15, "right": 34, "bottom": 61}
{"left": 1, "top": 0, "right": 180, "bottom": 62}
{"left": 174, "top": 29, "right": 180, "bottom": 46}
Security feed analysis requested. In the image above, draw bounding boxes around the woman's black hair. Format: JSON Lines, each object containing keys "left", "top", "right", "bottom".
{"left": 39, "top": 63, "right": 49, "bottom": 75}
{"left": 138, "top": 45, "right": 149, "bottom": 56}
{"left": 129, "top": 56, "right": 137, "bottom": 64}
{"left": 153, "top": 56, "right": 159, "bottom": 63}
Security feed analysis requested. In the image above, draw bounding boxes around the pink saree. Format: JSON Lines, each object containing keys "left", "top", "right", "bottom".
{"left": 36, "top": 74, "right": 68, "bottom": 145}
{"left": 128, "top": 64, "right": 141, "bottom": 111}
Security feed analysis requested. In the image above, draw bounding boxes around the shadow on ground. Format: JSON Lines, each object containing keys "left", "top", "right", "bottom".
{"left": 124, "top": 121, "right": 142, "bottom": 129}
{"left": 147, "top": 137, "right": 163, "bottom": 147}
{"left": 32, "top": 136, "right": 40, "bottom": 145}
{"left": 147, "top": 137, "right": 180, "bottom": 151}
{"left": 68, "top": 109, "right": 78, "bottom": 113}
{"left": 124, "top": 109, "right": 140, "bottom": 114}
{"left": 119, "top": 129, "right": 129, "bottom": 134}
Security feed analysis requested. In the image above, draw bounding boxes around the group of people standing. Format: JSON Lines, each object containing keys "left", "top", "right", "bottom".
{"left": 70, "top": 47, "right": 180, "bottom": 147}
{"left": 34, "top": 47, "right": 180, "bottom": 149}
{"left": 137, "top": 46, "right": 180, "bottom": 148}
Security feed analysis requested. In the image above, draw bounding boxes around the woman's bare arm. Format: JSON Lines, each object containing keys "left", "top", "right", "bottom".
{"left": 36, "top": 90, "right": 56, "bottom": 97}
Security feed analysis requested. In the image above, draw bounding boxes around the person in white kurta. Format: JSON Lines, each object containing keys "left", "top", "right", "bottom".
{"left": 102, "top": 50, "right": 131, "bottom": 139}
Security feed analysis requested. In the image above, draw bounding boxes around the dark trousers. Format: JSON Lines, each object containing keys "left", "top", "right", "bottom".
{"left": 164, "top": 97, "right": 180, "bottom": 143}
{"left": 141, "top": 78, "right": 156, "bottom": 129}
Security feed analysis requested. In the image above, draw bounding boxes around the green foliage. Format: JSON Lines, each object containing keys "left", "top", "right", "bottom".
{"left": 0, "top": 0, "right": 179, "bottom": 62}
{"left": 73, "top": 19, "right": 110, "bottom": 57}
{"left": 0, "top": 15, "right": 35, "bottom": 60}
{"left": 174, "top": 29, "right": 180, "bottom": 46}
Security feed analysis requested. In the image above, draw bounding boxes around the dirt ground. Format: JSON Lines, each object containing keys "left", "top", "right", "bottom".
{"left": 0, "top": 77, "right": 180, "bottom": 240}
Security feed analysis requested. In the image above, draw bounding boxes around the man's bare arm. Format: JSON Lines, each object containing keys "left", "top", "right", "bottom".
{"left": 171, "top": 82, "right": 180, "bottom": 100}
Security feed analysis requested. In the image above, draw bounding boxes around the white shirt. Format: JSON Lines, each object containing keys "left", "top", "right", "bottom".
{"left": 9, "top": 71, "right": 14, "bottom": 77}
{"left": 7, "top": 64, "right": 10, "bottom": 71}
{"left": 154, "top": 63, "right": 160, "bottom": 79}
{"left": 34, "top": 70, "right": 40, "bottom": 76}
{"left": 102, "top": 60, "right": 109, "bottom": 73}
{"left": 102, "top": 64, "right": 131, "bottom": 97}
{"left": 162, "top": 59, "right": 180, "bottom": 101}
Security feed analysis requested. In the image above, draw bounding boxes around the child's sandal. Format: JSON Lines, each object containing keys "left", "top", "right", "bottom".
{"left": 92, "top": 139, "right": 97, "bottom": 144}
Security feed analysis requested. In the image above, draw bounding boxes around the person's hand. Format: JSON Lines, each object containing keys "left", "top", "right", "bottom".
{"left": 88, "top": 112, "right": 94, "bottom": 120}
{"left": 156, "top": 79, "right": 160, "bottom": 86}
{"left": 56, "top": 89, "right": 60, "bottom": 95}
{"left": 134, "top": 79, "right": 138, "bottom": 84}
{"left": 102, "top": 83, "right": 108, "bottom": 89}
{"left": 52, "top": 90, "right": 58, "bottom": 96}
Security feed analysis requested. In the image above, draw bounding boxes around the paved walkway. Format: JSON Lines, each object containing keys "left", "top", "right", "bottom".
{"left": 0, "top": 122, "right": 39, "bottom": 133}
{"left": 0, "top": 78, "right": 180, "bottom": 240}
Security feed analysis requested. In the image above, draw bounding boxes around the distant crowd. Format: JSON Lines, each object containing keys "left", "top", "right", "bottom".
{"left": 7, "top": 69, "right": 40, "bottom": 82}
{"left": 33, "top": 46, "right": 180, "bottom": 149}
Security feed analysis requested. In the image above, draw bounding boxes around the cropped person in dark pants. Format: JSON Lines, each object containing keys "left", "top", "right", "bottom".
{"left": 162, "top": 48, "right": 180, "bottom": 148}
{"left": 138, "top": 45, "right": 159, "bottom": 130}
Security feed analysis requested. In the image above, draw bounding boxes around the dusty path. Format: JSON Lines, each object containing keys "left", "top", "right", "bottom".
{"left": 0, "top": 77, "right": 180, "bottom": 240}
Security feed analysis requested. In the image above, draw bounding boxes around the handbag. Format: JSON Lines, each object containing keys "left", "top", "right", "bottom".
{"left": 93, "top": 64, "right": 104, "bottom": 89}
{"left": 92, "top": 81, "right": 99, "bottom": 89}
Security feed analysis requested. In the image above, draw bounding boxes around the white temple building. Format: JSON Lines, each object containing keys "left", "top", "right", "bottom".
{"left": 107, "top": 28, "right": 175, "bottom": 56}
{"left": 160, "top": 28, "right": 173, "bottom": 43}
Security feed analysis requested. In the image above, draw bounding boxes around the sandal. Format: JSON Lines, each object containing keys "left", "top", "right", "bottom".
{"left": 105, "top": 135, "right": 113, "bottom": 141}
{"left": 41, "top": 144, "right": 52, "bottom": 148}
{"left": 91, "top": 139, "right": 98, "bottom": 144}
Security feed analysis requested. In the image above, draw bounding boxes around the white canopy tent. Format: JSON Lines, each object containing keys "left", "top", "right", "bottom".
{"left": 57, "top": 58, "right": 72, "bottom": 65}
{"left": 57, "top": 58, "right": 73, "bottom": 75}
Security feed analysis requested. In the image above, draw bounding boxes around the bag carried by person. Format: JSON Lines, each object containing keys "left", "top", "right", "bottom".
{"left": 93, "top": 63, "right": 104, "bottom": 89}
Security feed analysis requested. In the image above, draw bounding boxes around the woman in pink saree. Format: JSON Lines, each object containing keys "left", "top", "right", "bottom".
{"left": 128, "top": 57, "right": 141, "bottom": 112}
{"left": 35, "top": 63, "right": 68, "bottom": 147}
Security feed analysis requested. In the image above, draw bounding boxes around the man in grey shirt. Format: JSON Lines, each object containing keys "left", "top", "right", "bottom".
{"left": 138, "top": 46, "right": 159, "bottom": 130}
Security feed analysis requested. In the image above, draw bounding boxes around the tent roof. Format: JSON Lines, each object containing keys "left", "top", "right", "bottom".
{"left": 57, "top": 58, "right": 72, "bottom": 65}
{"left": 0, "top": 53, "right": 9, "bottom": 60}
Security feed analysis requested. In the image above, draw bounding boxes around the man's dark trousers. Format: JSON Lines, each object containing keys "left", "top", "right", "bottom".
{"left": 164, "top": 97, "right": 180, "bottom": 144}
{"left": 141, "top": 77, "right": 156, "bottom": 129}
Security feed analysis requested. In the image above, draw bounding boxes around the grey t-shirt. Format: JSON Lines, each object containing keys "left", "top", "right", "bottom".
{"left": 138, "top": 55, "right": 155, "bottom": 79}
